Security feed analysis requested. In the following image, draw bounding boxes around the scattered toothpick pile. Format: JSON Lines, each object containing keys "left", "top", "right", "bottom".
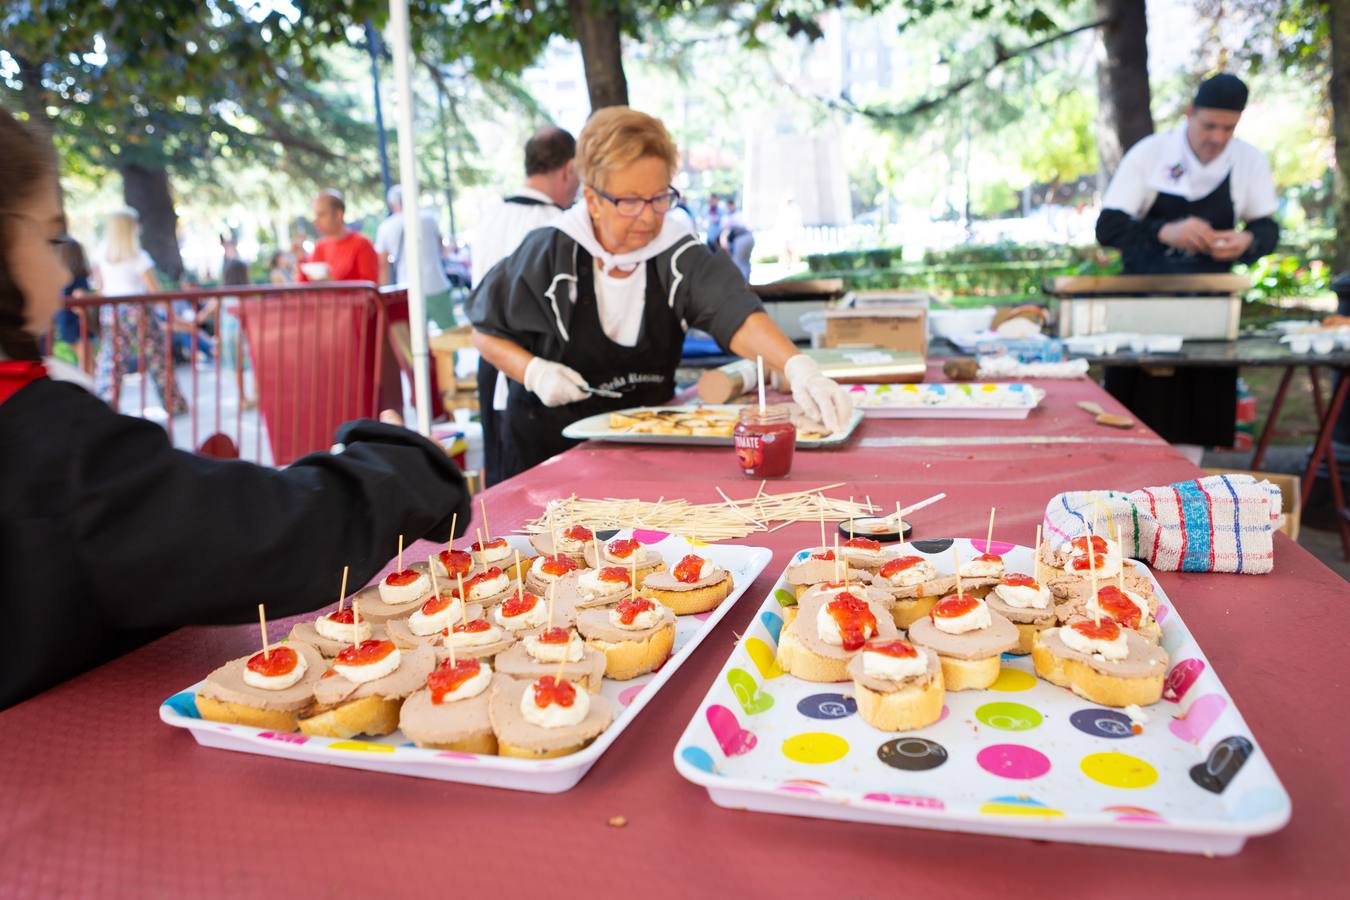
{"left": 518, "top": 483, "right": 877, "bottom": 543}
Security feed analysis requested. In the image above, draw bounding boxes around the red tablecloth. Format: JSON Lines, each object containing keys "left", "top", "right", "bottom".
{"left": 2, "top": 376, "right": 1344, "bottom": 897}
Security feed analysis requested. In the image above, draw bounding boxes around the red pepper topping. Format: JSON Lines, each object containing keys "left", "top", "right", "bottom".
{"left": 471, "top": 537, "right": 508, "bottom": 553}
{"left": 451, "top": 618, "right": 492, "bottom": 635}
{"left": 615, "top": 597, "right": 657, "bottom": 625}
{"left": 428, "top": 658, "right": 483, "bottom": 704}
{"left": 1070, "top": 535, "right": 1110, "bottom": 556}
{"left": 539, "top": 554, "right": 579, "bottom": 577}
{"left": 563, "top": 525, "right": 593, "bottom": 542}
{"left": 334, "top": 639, "right": 397, "bottom": 667}
{"left": 326, "top": 608, "right": 360, "bottom": 626}
{"left": 1094, "top": 586, "right": 1143, "bottom": 629}
{"left": 246, "top": 646, "right": 299, "bottom": 677}
{"left": 673, "top": 554, "right": 706, "bottom": 584}
{"left": 1000, "top": 573, "right": 1040, "bottom": 589}
{"left": 810, "top": 549, "right": 836, "bottom": 561}
{"left": 975, "top": 553, "right": 1003, "bottom": 564}
{"left": 1070, "top": 552, "right": 1110, "bottom": 572}
{"left": 864, "top": 639, "right": 918, "bottom": 659}
{"left": 537, "top": 626, "right": 571, "bottom": 644}
{"left": 463, "top": 567, "right": 505, "bottom": 594}
{"left": 499, "top": 592, "right": 540, "bottom": 618}
{"left": 879, "top": 556, "right": 924, "bottom": 578}
{"left": 420, "top": 592, "right": 455, "bottom": 616}
{"left": 438, "top": 549, "right": 473, "bottom": 577}
{"left": 606, "top": 538, "right": 640, "bottom": 559}
{"left": 597, "top": 566, "right": 631, "bottom": 585}
{"left": 531, "top": 675, "right": 577, "bottom": 709}
{"left": 825, "top": 593, "right": 877, "bottom": 651}
{"left": 843, "top": 537, "right": 881, "bottom": 551}
{"left": 932, "top": 595, "right": 981, "bottom": 620}
{"left": 384, "top": 569, "right": 422, "bottom": 587}
{"left": 1071, "top": 618, "right": 1122, "bottom": 641}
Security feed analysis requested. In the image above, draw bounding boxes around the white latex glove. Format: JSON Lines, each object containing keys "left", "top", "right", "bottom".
{"left": 784, "top": 354, "right": 853, "bottom": 434}
{"left": 523, "top": 357, "right": 589, "bottom": 407}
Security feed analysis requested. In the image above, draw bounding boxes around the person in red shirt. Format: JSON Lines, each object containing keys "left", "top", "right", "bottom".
{"left": 300, "top": 189, "right": 378, "bottom": 283}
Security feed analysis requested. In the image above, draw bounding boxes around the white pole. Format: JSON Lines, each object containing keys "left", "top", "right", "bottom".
{"left": 388, "top": 0, "right": 432, "bottom": 436}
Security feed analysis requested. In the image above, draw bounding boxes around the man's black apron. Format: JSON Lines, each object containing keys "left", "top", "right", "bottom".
{"left": 478, "top": 251, "right": 684, "bottom": 486}
{"left": 1104, "top": 175, "right": 1239, "bottom": 447}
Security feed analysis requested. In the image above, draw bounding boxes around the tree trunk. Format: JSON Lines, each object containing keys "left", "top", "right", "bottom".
{"left": 1094, "top": 0, "right": 1154, "bottom": 179}
{"left": 119, "top": 163, "right": 185, "bottom": 282}
{"left": 568, "top": 0, "right": 628, "bottom": 110}
{"left": 1332, "top": 0, "right": 1350, "bottom": 271}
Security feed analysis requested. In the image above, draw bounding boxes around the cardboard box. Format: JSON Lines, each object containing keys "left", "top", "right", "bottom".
{"left": 823, "top": 306, "right": 927, "bottom": 355}
{"left": 1202, "top": 468, "right": 1302, "bottom": 541}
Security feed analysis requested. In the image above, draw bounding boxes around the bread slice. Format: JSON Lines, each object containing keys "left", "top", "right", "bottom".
{"left": 587, "top": 623, "right": 676, "bottom": 680}
{"left": 297, "top": 695, "right": 402, "bottom": 739}
{"left": 935, "top": 653, "right": 1003, "bottom": 691}
{"left": 1010, "top": 621, "right": 1050, "bottom": 656}
{"left": 853, "top": 670, "right": 946, "bottom": 731}
{"left": 497, "top": 737, "right": 595, "bottom": 759}
{"left": 774, "top": 623, "right": 850, "bottom": 683}
{"left": 890, "top": 594, "right": 939, "bottom": 629}
{"left": 646, "top": 574, "right": 734, "bottom": 615}
{"left": 411, "top": 731, "right": 499, "bottom": 755}
{"left": 1030, "top": 633, "right": 1163, "bottom": 707}
{"left": 194, "top": 695, "right": 304, "bottom": 733}
{"left": 1031, "top": 635, "right": 1072, "bottom": 686}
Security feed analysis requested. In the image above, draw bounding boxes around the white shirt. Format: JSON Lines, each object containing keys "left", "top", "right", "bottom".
{"left": 1102, "top": 123, "right": 1278, "bottom": 223}
{"left": 94, "top": 248, "right": 152, "bottom": 297}
{"left": 471, "top": 186, "right": 563, "bottom": 287}
{"left": 594, "top": 264, "right": 647, "bottom": 347}
{"left": 374, "top": 210, "right": 451, "bottom": 293}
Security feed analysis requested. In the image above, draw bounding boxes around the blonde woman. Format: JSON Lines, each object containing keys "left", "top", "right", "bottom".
{"left": 92, "top": 208, "right": 186, "bottom": 415}
{"left": 468, "top": 106, "right": 852, "bottom": 485}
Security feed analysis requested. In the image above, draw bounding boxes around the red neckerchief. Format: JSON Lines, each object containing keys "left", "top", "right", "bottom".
{"left": 0, "top": 360, "right": 48, "bottom": 406}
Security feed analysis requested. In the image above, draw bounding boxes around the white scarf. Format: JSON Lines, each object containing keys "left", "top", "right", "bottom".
{"left": 1146, "top": 123, "right": 1238, "bottom": 203}
{"left": 553, "top": 202, "right": 694, "bottom": 274}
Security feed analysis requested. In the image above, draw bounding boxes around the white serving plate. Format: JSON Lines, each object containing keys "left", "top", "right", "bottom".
{"left": 562, "top": 404, "right": 863, "bottom": 448}
{"left": 849, "top": 383, "right": 1043, "bottom": 420}
{"left": 673, "top": 539, "right": 1290, "bottom": 855}
{"left": 162, "top": 533, "right": 772, "bottom": 793}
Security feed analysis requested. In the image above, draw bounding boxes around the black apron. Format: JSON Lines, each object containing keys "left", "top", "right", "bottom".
{"left": 479, "top": 251, "right": 684, "bottom": 486}
{"left": 1104, "top": 175, "right": 1238, "bottom": 447}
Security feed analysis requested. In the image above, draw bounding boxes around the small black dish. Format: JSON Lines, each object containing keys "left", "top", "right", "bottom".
{"left": 839, "top": 516, "right": 911, "bottom": 543}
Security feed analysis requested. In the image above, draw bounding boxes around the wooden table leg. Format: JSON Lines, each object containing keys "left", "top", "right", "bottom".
{"left": 1301, "top": 367, "right": 1350, "bottom": 559}
{"left": 1251, "top": 366, "right": 1295, "bottom": 471}
{"left": 1311, "top": 367, "right": 1326, "bottom": 421}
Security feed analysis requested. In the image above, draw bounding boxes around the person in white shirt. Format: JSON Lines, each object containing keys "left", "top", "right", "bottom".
{"left": 470, "top": 126, "right": 580, "bottom": 288}
{"left": 374, "top": 185, "right": 454, "bottom": 327}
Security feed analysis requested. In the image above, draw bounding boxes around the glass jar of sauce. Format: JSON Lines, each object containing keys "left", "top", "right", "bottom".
{"left": 734, "top": 405, "right": 797, "bottom": 478}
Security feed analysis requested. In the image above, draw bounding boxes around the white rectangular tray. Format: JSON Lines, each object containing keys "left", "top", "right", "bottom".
{"left": 162, "top": 533, "right": 772, "bottom": 793}
{"left": 673, "top": 540, "right": 1290, "bottom": 854}
{"left": 850, "top": 383, "right": 1042, "bottom": 419}
{"left": 561, "top": 404, "right": 863, "bottom": 448}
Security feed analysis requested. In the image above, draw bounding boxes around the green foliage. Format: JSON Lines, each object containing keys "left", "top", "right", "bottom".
{"left": 1238, "top": 252, "right": 1333, "bottom": 304}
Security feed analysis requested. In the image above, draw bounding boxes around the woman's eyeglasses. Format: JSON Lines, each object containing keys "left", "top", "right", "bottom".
{"left": 589, "top": 185, "right": 680, "bottom": 218}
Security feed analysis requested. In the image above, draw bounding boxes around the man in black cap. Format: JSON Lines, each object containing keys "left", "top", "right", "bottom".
{"left": 1093, "top": 73, "right": 1280, "bottom": 456}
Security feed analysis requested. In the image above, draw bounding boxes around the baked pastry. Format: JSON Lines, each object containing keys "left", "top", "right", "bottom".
{"left": 641, "top": 554, "right": 734, "bottom": 615}
{"left": 775, "top": 588, "right": 900, "bottom": 682}
{"left": 582, "top": 537, "right": 666, "bottom": 584}
{"left": 527, "top": 524, "right": 594, "bottom": 564}
{"left": 1032, "top": 617, "right": 1169, "bottom": 707}
{"left": 984, "top": 573, "right": 1057, "bottom": 655}
{"left": 907, "top": 595, "right": 1019, "bottom": 690}
{"left": 489, "top": 676, "right": 614, "bottom": 759}
{"left": 492, "top": 627, "right": 606, "bottom": 692}
{"left": 398, "top": 660, "right": 501, "bottom": 754}
{"left": 298, "top": 641, "right": 436, "bottom": 738}
{"left": 196, "top": 642, "right": 327, "bottom": 731}
{"left": 289, "top": 607, "right": 388, "bottom": 659}
{"left": 847, "top": 639, "right": 945, "bottom": 731}
{"left": 576, "top": 597, "right": 677, "bottom": 679}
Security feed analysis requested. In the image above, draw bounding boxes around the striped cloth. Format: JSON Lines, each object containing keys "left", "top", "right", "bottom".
{"left": 1042, "top": 474, "right": 1284, "bottom": 574}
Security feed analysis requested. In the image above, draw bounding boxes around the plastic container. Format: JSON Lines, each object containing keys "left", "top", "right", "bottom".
{"left": 733, "top": 405, "right": 797, "bottom": 477}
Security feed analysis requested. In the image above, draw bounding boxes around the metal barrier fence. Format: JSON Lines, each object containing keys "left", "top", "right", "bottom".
{"left": 48, "top": 283, "right": 406, "bottom": 466}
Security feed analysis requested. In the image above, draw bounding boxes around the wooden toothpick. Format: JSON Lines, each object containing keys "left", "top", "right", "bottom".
{"left": 456, "top": 570, "right": 469, "bottom": 626}
{"left": 895, "top": 500, "right": 903, "bottom": 532}
{"left": 553, "top": 633, "right": 572, "bottom": 686}
{"left": 592, "top": 524, "right": 602, "bottom": 569}
{"left": 448, "top": 512, "right": 458, "bottom": 554}
{"left": 257, "top": 604, "right": 270, "bottom": 660}
{"left": 548, "top": 502, "right": 559, "bottom": 555}
{"left": 513, "top": 550, "right": 523, "bottom": 602}
{"left": 480, "top": 497, "right": 491, "bottom": 542}
{"left": 833, "top": 532, "right": 842, "bottom": 583}
{"left": 351, "top": 600, "right": 362, "bottom": 649}
{"left": 952, "top": 546, "right": 964, "bottom": 600}
{"left": 428, "top": 554, "right": 442, "bottom": 605}
{"left": 476, "top": 528, "right": 486, "bottom": 568}
{"left": 818, "top": 496, "right": 827, "bottom": 551}
{"left": 1087, "top": 521, "right": 1101, "bottom": 625}
{"left": 848, "top": 495, "right": 855, "bottom": 539}
{"left": 1034, "top": 525, "right": 1042, "bottom": 570}
{"left": 985, "top": 507, "right": 996, "bottom": 554}
{"left": 396, "top": 534, "right": 404, "bottom": 574}
{"left": 337, "top": 565, "right": 349, "bottom": 614}
{"left": 630, "top": 548, "right": 638, "bottom": 602}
